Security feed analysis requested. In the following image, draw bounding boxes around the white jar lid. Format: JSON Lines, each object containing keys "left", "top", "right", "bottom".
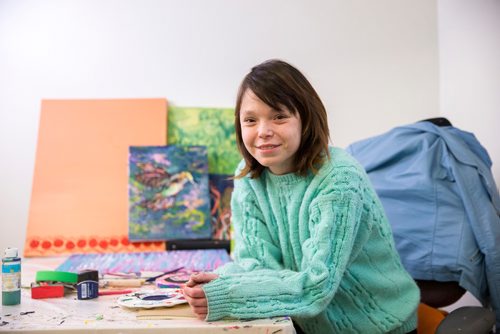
{"left": 4, "top": 247, "right": 18, "bottom": 258}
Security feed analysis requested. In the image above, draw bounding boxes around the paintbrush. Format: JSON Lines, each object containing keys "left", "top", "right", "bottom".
{"left": 145, "top": 267, "right": 185, "bottom": 283}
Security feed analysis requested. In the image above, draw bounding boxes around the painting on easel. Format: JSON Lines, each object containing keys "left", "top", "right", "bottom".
{"left": 167, "top": 106, "right": 240, "bottom": 241}
{"left": 128, "top": 145, "right": 211, "bottom": 241}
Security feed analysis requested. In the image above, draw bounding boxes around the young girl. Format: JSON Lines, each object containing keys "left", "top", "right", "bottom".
{"left": 182, "top": 59, "right": 419, "bottom": 333}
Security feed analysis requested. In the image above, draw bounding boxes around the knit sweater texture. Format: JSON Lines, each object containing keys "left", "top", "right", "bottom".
{"left": 202, "top": 147, "right": 419, "bottom": 333}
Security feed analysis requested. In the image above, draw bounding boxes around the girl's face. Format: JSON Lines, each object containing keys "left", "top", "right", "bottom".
{"left": 239, "top": 89, "right": 302, "bottom": 175}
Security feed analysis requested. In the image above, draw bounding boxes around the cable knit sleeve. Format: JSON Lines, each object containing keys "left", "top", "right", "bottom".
{"left": 203, "top": 167, "right": 369, "bottom": 321}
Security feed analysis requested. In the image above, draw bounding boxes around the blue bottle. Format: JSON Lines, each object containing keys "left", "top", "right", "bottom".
{"left": 2, "top": 247, "right": 21, "bottom": 305}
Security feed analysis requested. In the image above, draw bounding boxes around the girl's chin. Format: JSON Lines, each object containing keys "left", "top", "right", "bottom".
{"left": 257, "top": 161, "right": 292, "bottom": 175}
{"left": 254, "top": 158, "right": 274, "bottom": 167}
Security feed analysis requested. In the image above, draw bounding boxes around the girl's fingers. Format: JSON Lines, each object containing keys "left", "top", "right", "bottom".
{"left": 185, "top": 295, "right": 207, "bottom": 307}
{"left": 185, "top": 278, "right": 197, "bottom": 287}
{"left": 190, "top": 306, "right": 208, "bottom": 319}
{"left": 189, "top": 272, "right": 219, "bottom": 285}
{"left": 182, "top": 285, "right": 208, "bottom": 309}
{"left": 183, "top": 285, "right": 207, "bottom": 299}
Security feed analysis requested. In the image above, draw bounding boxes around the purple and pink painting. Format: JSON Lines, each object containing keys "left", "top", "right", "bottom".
{"left": 56, "top": 249, "right": 231, "bottom": 273}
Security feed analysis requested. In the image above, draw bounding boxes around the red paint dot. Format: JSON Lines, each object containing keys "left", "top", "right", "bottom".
{"left": 110, "top": 239, "right": 118, "bottom": 247}
{"left": 143, "top": 241, "right": 152, "bottom": 247}
{"left": 77, "top": 239, "right": 87, "bottom": 248}
{"left": 66, "top": 241, "right": 75, "bottom": 249}
{"left": 41, "top": 241, "right": 52, "bottom": 249}
{"left": 54, "top": 239, "right": 64, "bottom": 247}
{"left": 121, "top": 237, "right": 130, "bottom": 246}
{"left": 153, "top": 241, "right": 163, "bottom": 247}
{"left": 89, "top": 239, "right": 97, "bottom": 247}
{"left": 30, "top": 240, "right": 40, "bottom": 248}
{"left": 132, "top": 242, "right": 142, "bottom": 248}
{"left": 99, "top": 240, "right": 108, "bottom": 249}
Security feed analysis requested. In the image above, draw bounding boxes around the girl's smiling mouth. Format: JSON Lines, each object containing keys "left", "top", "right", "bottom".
{"left": 257, "top": 144, "right": 280, "bottom": 150}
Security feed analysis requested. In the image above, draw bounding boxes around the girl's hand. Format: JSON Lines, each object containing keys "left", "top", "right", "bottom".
{"left": 186, "top": 272, "right": 219, "bottom": 287}
{"left": 182, "top": 272, "right": 219, "bottom": 320}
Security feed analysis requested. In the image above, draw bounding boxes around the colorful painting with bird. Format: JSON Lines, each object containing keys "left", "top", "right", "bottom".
{"left": 128, "top": 145, "right": 211, "bottom": 241}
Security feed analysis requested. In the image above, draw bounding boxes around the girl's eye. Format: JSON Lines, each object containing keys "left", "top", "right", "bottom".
{"left": 275, "top": 114, "right": 289, "bottom": 120}
{"left": 243, "top": 118, "right": 255, "bottom": 123}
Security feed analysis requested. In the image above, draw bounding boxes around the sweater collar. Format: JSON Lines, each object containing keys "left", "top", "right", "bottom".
{"left": 263, "top": 168, "right": 311, "bottom": 185}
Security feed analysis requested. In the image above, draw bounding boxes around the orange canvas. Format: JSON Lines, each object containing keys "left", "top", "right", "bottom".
{"left": 25, "top": 99, "right": 167, "bottom": 256}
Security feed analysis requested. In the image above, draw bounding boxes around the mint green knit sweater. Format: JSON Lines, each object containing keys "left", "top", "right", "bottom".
{"left": 203, "top": 147, "right": 419, "bottom": 333}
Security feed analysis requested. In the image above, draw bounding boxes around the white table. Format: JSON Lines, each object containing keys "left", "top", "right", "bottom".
{"left": 1, "top": 257, "right": 295, "bottom": 333}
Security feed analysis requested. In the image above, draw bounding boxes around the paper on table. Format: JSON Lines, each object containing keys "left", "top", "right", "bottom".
{"left": 136, "top": 304, "right": 196, "bottom": 320}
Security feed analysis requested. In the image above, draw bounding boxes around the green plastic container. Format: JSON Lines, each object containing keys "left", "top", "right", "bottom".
{"left": 2, "top": 247, "right": 21, "bottom": 305}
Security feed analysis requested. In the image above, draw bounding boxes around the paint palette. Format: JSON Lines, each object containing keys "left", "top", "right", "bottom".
{"left": 117, "top": 289, "right": 186, "bottom": 309}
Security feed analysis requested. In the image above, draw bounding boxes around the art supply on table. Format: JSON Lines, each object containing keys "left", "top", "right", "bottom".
{"left": 2, "top": 247, "right": 21, "bottom": 305}
{"left": 98, "top": 289, "right": 134, "bottom": 296}
{"left": 102, "top": 278, "right": 146, "bottom": 288}
{"left": 76, "top": 269, "right": 99, "bottom": 300}
{"left": 100, "top": 269, "right": 182, "bottom": 289}
{"left": 31, "top": 282, "right": 65, "bottom": 299}
{"left": 102, "top": 272, "right": 142, "bottom": 279}
{"left": 117, "top": 289, "right": 186, "bottom": 309}
{"left": 145, "top": 266, "right": 184, "bottom": 283}
{"left": 36, "top": 270, "right": 78, "bottom": 284}
{"left": 33, "top": 269, "right": 99, "bottom": 300}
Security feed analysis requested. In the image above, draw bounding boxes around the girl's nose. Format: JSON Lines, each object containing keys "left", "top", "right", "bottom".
{"left": 258, "top": 123, "right": 273, "bottom": 138}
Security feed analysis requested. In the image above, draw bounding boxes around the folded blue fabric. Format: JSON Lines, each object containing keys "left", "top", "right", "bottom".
{"left": 347, "top": 121, "right": 500, "bottom": 331}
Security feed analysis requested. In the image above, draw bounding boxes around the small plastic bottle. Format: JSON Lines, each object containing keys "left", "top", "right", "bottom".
{"left": 2, "top": 247, "right": 21, "bottom": 305}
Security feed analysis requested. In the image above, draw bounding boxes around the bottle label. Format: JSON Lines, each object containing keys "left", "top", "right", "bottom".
{"left": 2, "top": 262, "right": 21, "bottom": 292}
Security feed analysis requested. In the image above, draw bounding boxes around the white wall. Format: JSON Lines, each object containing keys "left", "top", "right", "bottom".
{"left": 0, "top": 0, "right": 440, "bottom": 254}
{"left": 438, "top": 0, "right": 500, "bottom": 185}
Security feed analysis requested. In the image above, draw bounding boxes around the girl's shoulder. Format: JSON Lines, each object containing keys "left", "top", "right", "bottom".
{"left": 322, "top": 147, "right": 367, "bottom": 176}
{"left": 312, "top": 147, "right": 371, "bottom": 191}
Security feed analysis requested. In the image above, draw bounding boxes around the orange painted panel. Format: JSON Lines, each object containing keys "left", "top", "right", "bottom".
{"left": 25, "top": 99, "right": 167, "bottom": 256}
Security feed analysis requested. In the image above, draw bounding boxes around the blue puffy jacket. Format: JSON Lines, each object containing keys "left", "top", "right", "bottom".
{"left": 346, "top": 121, "right": 500, "bottom": 331}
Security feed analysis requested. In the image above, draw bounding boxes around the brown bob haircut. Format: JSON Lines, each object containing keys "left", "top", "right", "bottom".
{"left": 235, "top": 59, "right": 330, "bottom": 179}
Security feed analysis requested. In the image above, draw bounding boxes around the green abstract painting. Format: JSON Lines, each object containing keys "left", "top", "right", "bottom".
{"left": 167, "top": 106, "right": 241, "bottom": 175}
